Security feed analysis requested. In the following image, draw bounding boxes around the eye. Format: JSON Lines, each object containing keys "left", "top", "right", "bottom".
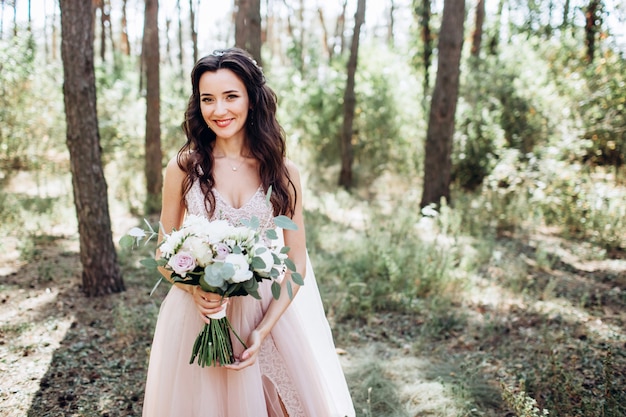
{"left": 226, "top": 94, "right": 238, "bottom": 100}
{"left": 201, "top": 97, "right": 214, "bottom": 103}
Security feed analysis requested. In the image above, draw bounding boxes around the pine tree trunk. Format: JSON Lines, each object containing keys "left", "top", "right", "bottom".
{"left": 120, "top": 0, "right": 131, "bottom": 55}
{"left": 59, "top": 0, "right": 124, "bottom": 296}
{"left": 471, "top": 0, "right": 485, "bottom": 57}
{"left": 142, "top": 0, "right": 162, "bottom": 214}
{"left": 338, "top": 0, "right": 366, "bottom": 189}
{"left": 585, "top": 0, "right": 602, "bottom": 63}
{"left": 235, "top": 0, "right": 262, "bottom": 66}
{"left": 420, "top": 0, "right": 466, "bottom": 208}
{"left": 415, "top": 0, "right": 433, "bottom": 95}
{"left": 189, "top": 0, "right": 198, "bottom": 64}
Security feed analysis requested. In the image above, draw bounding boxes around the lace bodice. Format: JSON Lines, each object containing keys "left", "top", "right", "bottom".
{"left": 185, "top": 181, "right": 275, "bottom": 232}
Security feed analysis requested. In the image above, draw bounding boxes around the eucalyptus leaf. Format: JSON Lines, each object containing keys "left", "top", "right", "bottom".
{"left": 119, "top": 234, "right": 135, "bottom": 250}
{"left": 274, "top": 215, "right": 298, "bottom": 230}
{"left": 287, "top": 281, "right": 293, "bottom": 299}
{"left": 265, "top": 185, "right": 273, "bottom": 205}
{"left": 280, "top": 246, "right": 290, "bottom": 254}
{"left": 251, "top": 256, "right": 266, "bottom": 270}
{"left": 219, "top": 263, "right": 236, "bottom": 280}
{"left": 248, "top": 216, "right": 260, "bottom": 230}
{"left": 204, "top": 264, "right": 226, "bottom": 287}
{"left": 284, "top": 258, "right": 297, "bottom": 272}
{"left": 291, "top": 272, "right": 304, "bottom": 286}
{"left": 232, "top": 245, "right": 242, "bottom": 255}
{"left": 271, "top": 253, "right": 281, "bottom": 265}
{"left": 271, "top": 281, "right": 281, "bottom": 300}
{"left": 140, "top": 257, "right": 160, "bottom": 270}
{"left": 265, "top": 229, "right": 278, "bottom": 240}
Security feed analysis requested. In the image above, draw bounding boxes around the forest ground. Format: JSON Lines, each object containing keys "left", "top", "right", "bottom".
{"left": 0, "top": 174, "right": 625, "bottom": 417}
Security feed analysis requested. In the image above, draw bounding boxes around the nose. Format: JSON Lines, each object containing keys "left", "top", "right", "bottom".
{"left": 214, "top": 99, "right": 227, "bottom": 116}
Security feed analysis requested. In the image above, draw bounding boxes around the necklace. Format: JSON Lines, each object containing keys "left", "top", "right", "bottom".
{"left": 226, "top": 157, "right": 246, "bottom": 172}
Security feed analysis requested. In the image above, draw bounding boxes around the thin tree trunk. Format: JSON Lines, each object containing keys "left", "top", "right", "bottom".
{"left": 176, "top": 0, "right": 184, "bottom": 77}
{"left": 416, "top": 0, "right": 433, "bottom": 95}
{"left": 561, "top": 0, "right": 570, "bottom": 29}
{"left": 388, "top": 0, "right": 395, "bottom": 46}
{"left": 335, "top": 0, "right": 348, "bottom": 55}
{"left": 585, "top": 0, "right": 602, "bottom": 63}
{"left": 488, "top": 0, "right": 504, "bottom": 55}
{"left": 189, "top": 0, "right": 198, "bottom": 64}
{"left": 339, "top": 0, "right": 366, "bottom": 189}
{"left": 142, "top": 0, "right": 162, "bottom": 214}
{"left": 318, "top": 7, "right": 331, "bottom": 61}
{"left": 52, "top": 0, "right": 58, "bottom": 60}
{"left": 120, "top": 0, "right": 130, "bottom": 55}
{"left": 59, "top": 0, "right": 124, "bottom": 296}
{"left": 471, "top": 0, "right": 485, "bottom": 57}
{"left": 420, "top": 0, "right": 466, "bottom": 208}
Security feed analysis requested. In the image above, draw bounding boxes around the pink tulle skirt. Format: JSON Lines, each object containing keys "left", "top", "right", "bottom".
{"left": 142, "top": 255, "right": 355, "bottom": 417}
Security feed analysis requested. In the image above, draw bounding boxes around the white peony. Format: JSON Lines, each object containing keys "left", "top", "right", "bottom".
{"left": 224, "top": 253, "right": 253, "bottom": 283}
{"left": 184, "top": 215, "right": 212, "bottom": 236}
{"left": 159, "top": 229, "right": 187, "bottom": 257}
{"left": 205, "top": 219, "right": 235, "bottom": 243}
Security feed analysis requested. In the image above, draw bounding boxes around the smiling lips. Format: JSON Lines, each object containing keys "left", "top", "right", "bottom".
{"left": 214, "top": 119, "right": 234, "bottom": 128}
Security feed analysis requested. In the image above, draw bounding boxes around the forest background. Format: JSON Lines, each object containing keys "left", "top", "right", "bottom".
{"left": 1, "top": 0, "right": 625, "bottom": 416}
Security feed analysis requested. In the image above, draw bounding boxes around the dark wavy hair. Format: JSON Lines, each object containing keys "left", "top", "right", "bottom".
{"left": 178, "top": 47, "right": 296, "bottom": 218}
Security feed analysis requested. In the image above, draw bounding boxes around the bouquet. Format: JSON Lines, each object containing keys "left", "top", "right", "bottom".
{"left": 120, "top": 212, "right": 303, "bottom": 367}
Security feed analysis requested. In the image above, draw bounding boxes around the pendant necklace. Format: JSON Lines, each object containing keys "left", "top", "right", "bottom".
{"left": 228, "top": 157, "right": 246, "bottom": 172}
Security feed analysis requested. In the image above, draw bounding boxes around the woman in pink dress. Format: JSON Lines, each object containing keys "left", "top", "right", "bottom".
{"left": 142, "top": 48, "right": 355, "bottom": 417}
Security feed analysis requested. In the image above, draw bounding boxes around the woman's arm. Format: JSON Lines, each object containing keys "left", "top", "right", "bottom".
{"left": 226, "top": 159, "right": 307, "bottom": 370}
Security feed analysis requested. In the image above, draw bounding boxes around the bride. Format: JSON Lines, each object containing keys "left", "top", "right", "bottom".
{"left": 141, "top": 47, "right": 356, "bottom": 417}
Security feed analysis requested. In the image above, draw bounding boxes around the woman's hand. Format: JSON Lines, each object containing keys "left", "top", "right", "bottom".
{"left": 224, "top": 329, "right": 263, "bottom": 371}
{"left": 190, "top": 286, "right": 228, "bottom": 324}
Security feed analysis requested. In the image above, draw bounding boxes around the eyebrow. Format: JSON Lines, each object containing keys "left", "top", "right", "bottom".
{"left": 200, "top": 89, "right": 240, "bottom": 97}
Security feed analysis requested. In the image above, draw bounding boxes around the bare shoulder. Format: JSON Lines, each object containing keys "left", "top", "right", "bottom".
{"left": 284, "top": 158, "right": 301, "bottom": 182}
{"left": 164, "top": 153, "right": 187, "bottom": 183}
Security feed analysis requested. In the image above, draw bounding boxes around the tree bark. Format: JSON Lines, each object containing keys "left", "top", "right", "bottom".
{"left": 189, "top": 0, "right": 198, "bottom": 64}
{"left": 335, "top": 0, "right": 348, "bottom": 55}
{"left": 420, "top": 0, "right": 466, "bottom": 208}
{"left": 235, "top": 0, "right": 262, "bottom": 66}
{"left": 59, "top": 0, "right": 124, "bottom": 296}
{"left": 584, "top": 0, "right": 602, "bottom": 63}
{"left": 415, "top": 0, "right": 433, "bottom": 95}
{"left": 388, "top": 0, "right": 396, "bottom": 46}
{"left": 471, "top": 0, "right": 485, "bottom": 57}
{"left": 120, "top": 0, "right": 130, "bottom": 55}
{"left": 142, "top": 0, "right": 162, "bottom": 214}
{"left": 338, "top": 0, "right": 366, "bottom": 189}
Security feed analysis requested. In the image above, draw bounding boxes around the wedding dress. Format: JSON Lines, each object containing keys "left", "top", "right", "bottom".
{"left": 142, "top": 181, "right": 355, "bottom": 417}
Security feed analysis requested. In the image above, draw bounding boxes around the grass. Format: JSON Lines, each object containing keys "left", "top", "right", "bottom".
{"left": 0, "top": 157, "right": 625, "bottom": 416}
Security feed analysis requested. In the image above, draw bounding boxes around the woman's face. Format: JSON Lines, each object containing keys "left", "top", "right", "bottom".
{"left": 198, "top": 68, "right": 250, "bottom": 142}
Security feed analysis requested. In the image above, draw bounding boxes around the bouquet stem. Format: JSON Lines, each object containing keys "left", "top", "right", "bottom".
{"left": 190, "top": 317, "right": 247, "bottom": 367}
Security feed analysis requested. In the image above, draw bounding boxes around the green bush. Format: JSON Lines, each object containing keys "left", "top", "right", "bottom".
{"left": 0, "top": 33, "right": 65, "bottom": 173}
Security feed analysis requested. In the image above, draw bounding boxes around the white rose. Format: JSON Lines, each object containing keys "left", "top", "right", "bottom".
{"left": 181, "top": 235, "right": 213, "bottom": 267}
{"left": 224, "top": 253, "right": 253, "bottom": 283}
{"left": 252, "top": 245, "right": 274, "bottom": 274}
